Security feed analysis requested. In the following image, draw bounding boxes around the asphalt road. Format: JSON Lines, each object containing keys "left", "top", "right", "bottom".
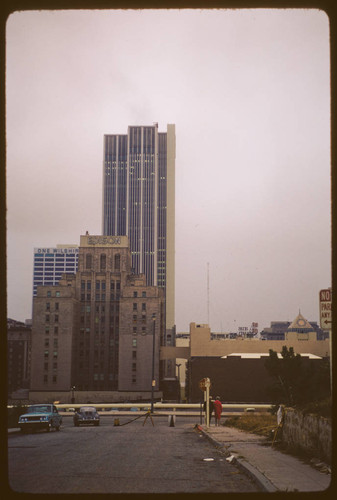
{"left": 8, "top": 415, "right": 260, "bottom": 494}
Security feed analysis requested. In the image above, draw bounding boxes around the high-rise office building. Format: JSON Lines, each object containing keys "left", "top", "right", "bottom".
{"left": 32, "top": 245, "right": 79, "bottom": 297}
{"left": 102, "top": 123, "right": 175, "bottom": 331}
{"left": 30, "top": 235, "right": 164, "bottom": 396}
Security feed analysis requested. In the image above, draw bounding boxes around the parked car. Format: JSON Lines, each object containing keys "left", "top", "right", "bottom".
{"left": 73, "top": 406, "right": 100, "bottom": 426}
{"left": 18, "top": 404, "right": 62, "bottom": 433}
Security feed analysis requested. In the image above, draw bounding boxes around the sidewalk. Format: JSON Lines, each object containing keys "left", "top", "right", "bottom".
{"left": 198, "top": 424, "right": 332, "bottom": 492}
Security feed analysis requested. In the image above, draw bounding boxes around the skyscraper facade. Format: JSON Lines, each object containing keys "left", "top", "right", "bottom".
{"left": 102, "top": 124, "right": 175, "bottom": 330}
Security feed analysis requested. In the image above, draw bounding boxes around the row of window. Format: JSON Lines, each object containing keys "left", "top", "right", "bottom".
{"left": 45, "top": 314, "right": 59, "bottom": 322}
{"left": 44, "top": 361, "right": 58, "bottom": 371}
{"left": 44, "top": 338, "right": 58, "bottom": 347}
{"left": 46, "top": 302, "right": 59, "bottom": 311}
{"left": 81, "top": 280, "right": 121, "bottom": 289}
{"left": 44, "top": 350, "right": 58, "bottom": 358}
{"left": 85, "top": 253, "right": 120, "bottom": 271}
{"left": 45, "top": 326, "right": 58, "bottom": 334}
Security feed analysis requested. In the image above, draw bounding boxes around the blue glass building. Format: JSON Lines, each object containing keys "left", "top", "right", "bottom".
{"left": 33, "top": 245, "right": 79, "bottom": 297}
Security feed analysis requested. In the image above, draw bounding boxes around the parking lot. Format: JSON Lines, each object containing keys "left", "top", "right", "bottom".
{"left": 8, "top": 415, "right": 259, "bottom": 494}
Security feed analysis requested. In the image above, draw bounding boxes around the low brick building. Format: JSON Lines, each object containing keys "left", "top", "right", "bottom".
{"left": 187, "top": 353, "right": 327, "bottom": 403}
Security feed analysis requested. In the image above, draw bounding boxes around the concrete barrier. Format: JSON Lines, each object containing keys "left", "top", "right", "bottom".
{"left": 282, "top": 408, "right": 331, "bottom": 464}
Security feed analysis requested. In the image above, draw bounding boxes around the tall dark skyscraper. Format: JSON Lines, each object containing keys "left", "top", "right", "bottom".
{"left": 102, "top": 123, "right": 175, "bottom": 330}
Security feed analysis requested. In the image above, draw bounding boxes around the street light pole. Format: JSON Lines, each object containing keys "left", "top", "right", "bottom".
{"left": 71, "top": 385, "right": 75, "bottom": 404}
{"left": 151, "top": 313, "right": 156, "bottom": 413}
{"left": 175, "top": 363, "right": 181, "bottom": 402}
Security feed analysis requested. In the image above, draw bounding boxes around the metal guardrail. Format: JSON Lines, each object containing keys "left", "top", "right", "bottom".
{"left": 54, "top": 403, "right": 272, "bottom": 411}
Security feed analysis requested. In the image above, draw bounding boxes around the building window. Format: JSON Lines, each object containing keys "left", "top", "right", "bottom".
{"left": 44, "top": 350, "right": 49, "bottom": 358}
{"left": 54, "top": 339, "right": 58, "bottom": 347}
{"left": 142, "top": 303, "right": 146, "bottom": 311}
{"left": 55, "top": 302, "right": 59, "bottom": 311}
{"left": 115, "top": 254, "right": 120, "bottom": 271}
{"left": 46, "top": 303, "right": 50, "bottom": 311}
{"left": 45, "top": 326, "right": 50, "bottom": 335}
{"left": 132, "top": 339, "right": 137, "bottom": 347}
{"left": 53, "top": 351, "right": 58, "bottom": 359}
{"left": 87, "top": 281, "right": 91, "bottom": 290}
{"left": 44, "top": 362, "right": 48, "bottom": 371}
{"left": 96, "top": 281, "right": 100, "bottom": 290}
{"left": 133, "top": 303, "right": 137, "bottom": 311}
{"left": 44, "top": 375, "right": 48, "bottom": 383}
{"left": 100, "top": 254, "right": 106, "bottom": 271}
{"left": 53, "top": 375, "right": 57, "bottom": 383}
{"left": 132, "top": 351, "right": 137, "bottom": 359}
{"left": 132, "top": 362, "right": 136, "bottom": 371}
{"left": 47, "top": 291, "right": 51, "bottom": 298}
{"left": 142, "top": 291, "right": 146, "bottom": 298}
{"left": 133, "top": 291, "right": 138, "bottom": 298}
{"left": 86, "top": 254, "right": 92, "bottom": 270}
{"left": 133, "top": 315, "right": 137, "bottom": 322}
{"left": 45, "top": 315, "right": 50, "bottom": 322}
{"left": 56, "top": 291, "right": 60, "bottom": 297}
{"left": 133, "top": 327, "right": 137, "bottom": 334}
{"left": 55, "top": 315, "right": 59, "bottom": 323}
{"left": 45, "top": 339, "right": 49, "bottom": 347}
{"left": 132, "top": 375, "right": 136, "bottom": 383}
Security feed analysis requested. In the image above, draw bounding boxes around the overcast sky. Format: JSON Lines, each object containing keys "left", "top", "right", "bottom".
{"left": 6, "top": 8, "right": 331, "bottom": 333}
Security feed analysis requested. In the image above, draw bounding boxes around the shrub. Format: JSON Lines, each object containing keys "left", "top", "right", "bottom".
{"left": 224, "top": 413, "right": 277, "bottom": 438}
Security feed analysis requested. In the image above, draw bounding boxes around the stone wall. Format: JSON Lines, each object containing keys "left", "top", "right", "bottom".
{"left": 282, "top": 408, "right": 331, "bottom": 464}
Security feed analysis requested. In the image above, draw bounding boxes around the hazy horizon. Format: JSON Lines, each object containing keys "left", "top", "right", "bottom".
{"left": 6, "top": 8, "right": 331, "bottom": 333}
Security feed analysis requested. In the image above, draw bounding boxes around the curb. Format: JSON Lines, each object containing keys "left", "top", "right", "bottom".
{"left": 195, "top": 425, "right": 278, "bottom": 493}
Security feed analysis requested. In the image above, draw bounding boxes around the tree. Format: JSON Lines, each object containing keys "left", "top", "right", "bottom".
{"left": 264, "top": 346, "right": 302, "bottom": 406}
{"left": 264, "top": 347, "right": 330, "bottom": 407}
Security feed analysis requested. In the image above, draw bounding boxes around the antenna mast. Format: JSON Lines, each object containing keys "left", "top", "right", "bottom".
{"left": 207, "top": 262, "right": 210, "bottom": 326}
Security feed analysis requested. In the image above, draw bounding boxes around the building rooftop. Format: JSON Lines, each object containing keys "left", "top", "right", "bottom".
{"left": 287, "top": 312, "right": 314, "bottom": 332}
{"left": 221, "top": 352, "right": 322, "bottom": 359}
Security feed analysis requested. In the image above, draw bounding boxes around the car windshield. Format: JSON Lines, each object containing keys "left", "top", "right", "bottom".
{"left": 28, "top": 405, "right": 52, "bottom": 413}
{"left": 79, "top": 407, "right": 96, "bottom": 413}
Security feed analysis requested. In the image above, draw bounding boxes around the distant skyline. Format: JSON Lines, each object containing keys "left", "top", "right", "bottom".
{"left": 6, "top": 8, "right": 331, "bottom": 332}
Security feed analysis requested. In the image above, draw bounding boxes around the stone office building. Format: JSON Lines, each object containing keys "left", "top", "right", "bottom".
{"left": 29, "top": 234, "right": 164, "bottom": 402}
{"left": 7, "top": 319, "right": 31, "bottom": 400}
